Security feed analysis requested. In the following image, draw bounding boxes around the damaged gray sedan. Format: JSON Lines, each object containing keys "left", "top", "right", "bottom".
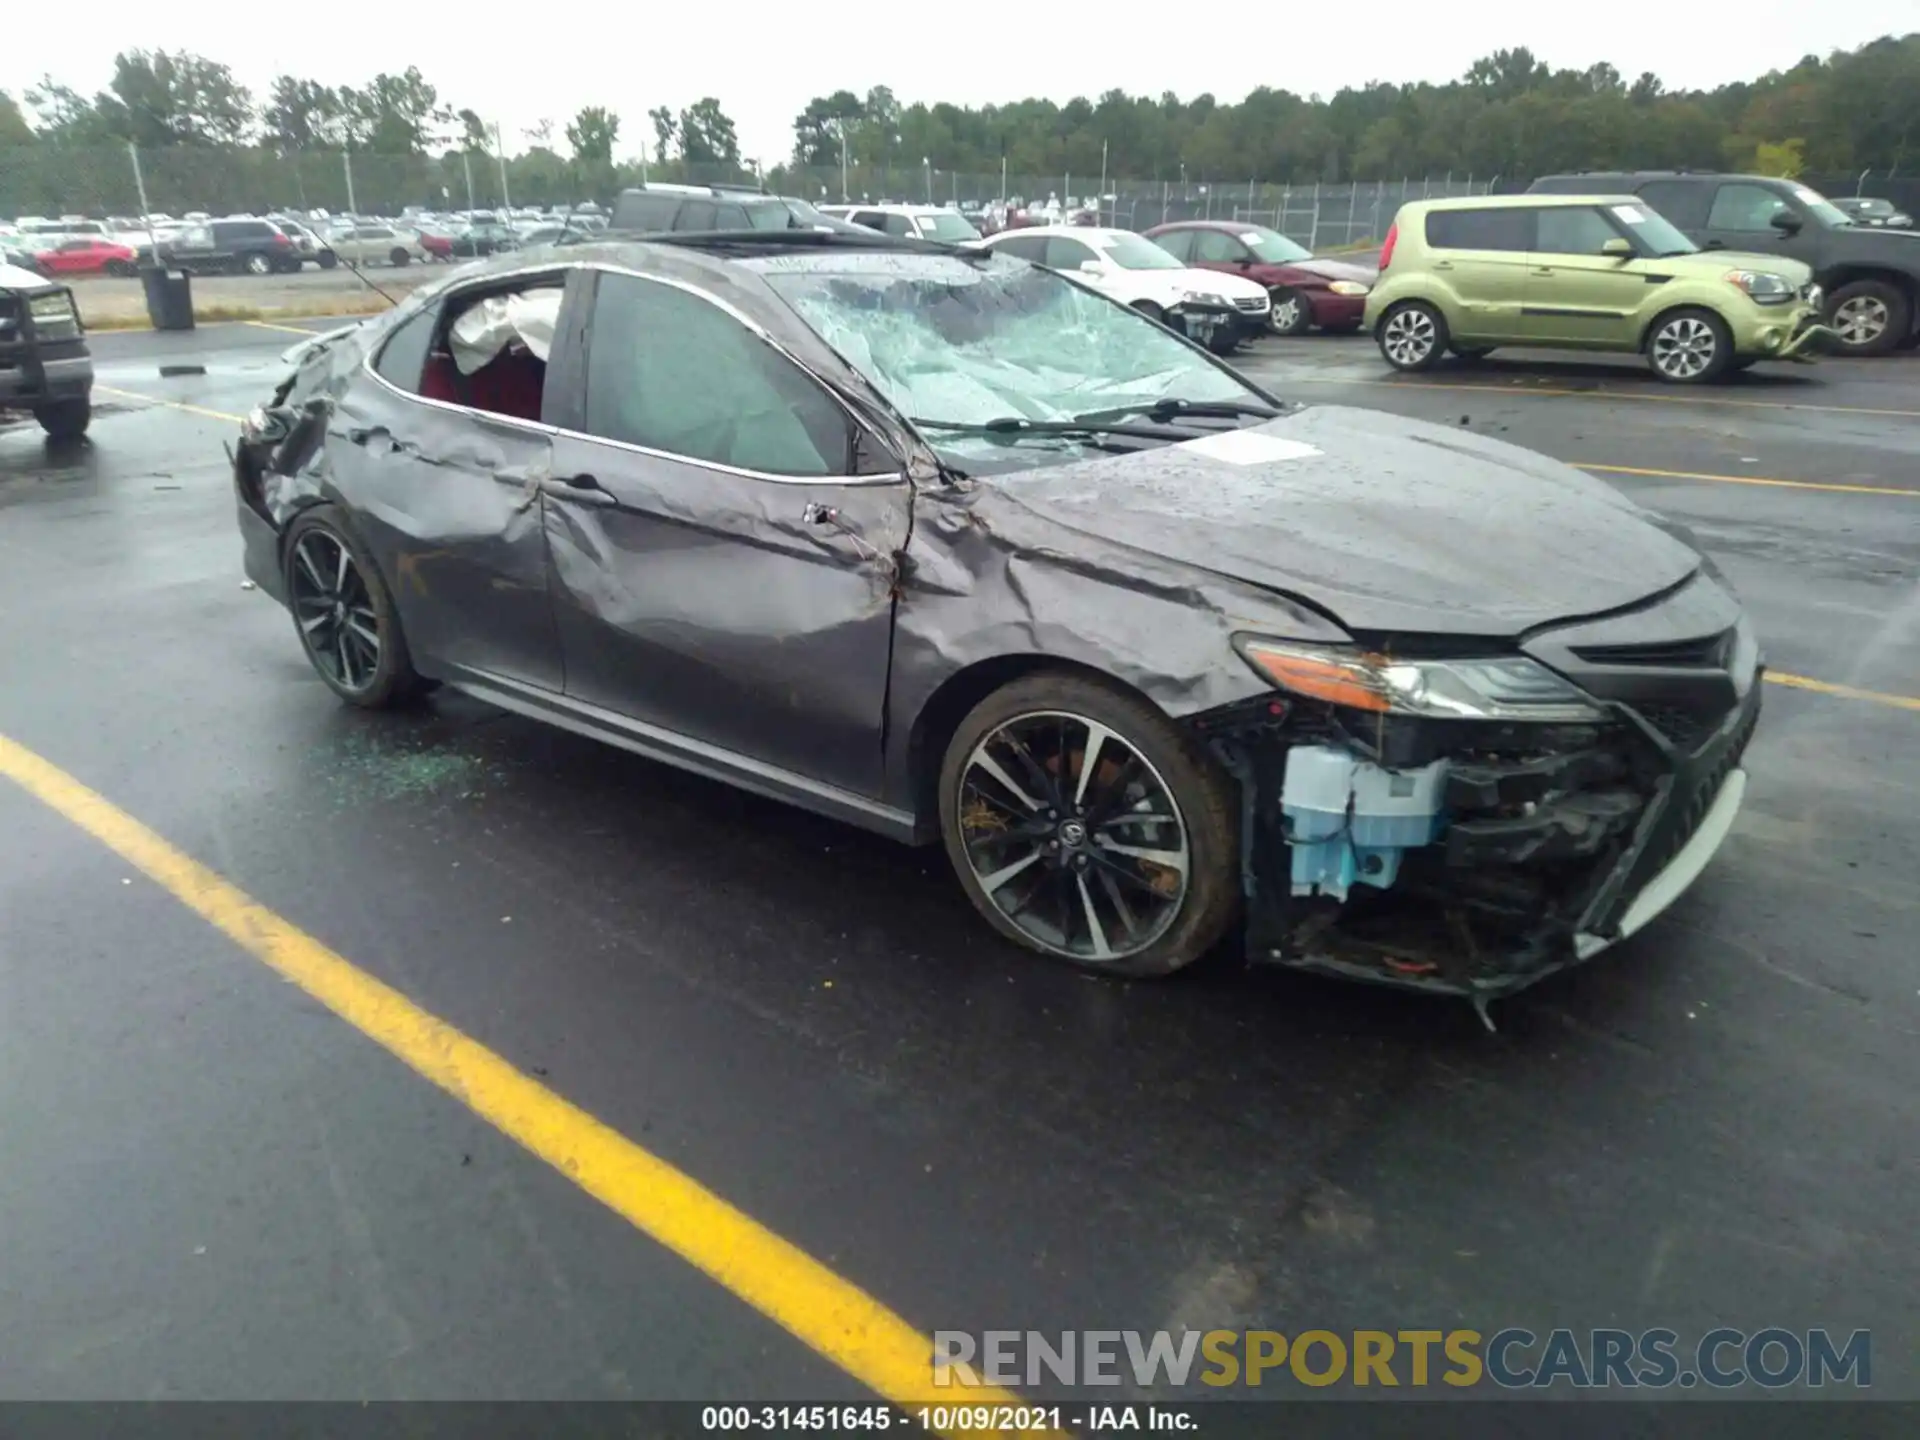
{"left": 233, "top": 232, "right": 1760, "bottom": 1003}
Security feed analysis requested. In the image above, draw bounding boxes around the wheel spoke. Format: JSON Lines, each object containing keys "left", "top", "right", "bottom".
{"left": 1075, "top": 874, "right": 1114, "bottom": 961}
{"left": 299, "top": 610, "right": 332, "bottom": 636}
{"left": 334, "top": 538, "right": 350, "bottom": 591}
{"left": 295, "top": 541, "right": 327, "bottom": 592}
{"left": 335, "top": 631, "right": 356, "bottom": 687}
{"left": 977, "top": 847, "right": 1044, "bottom": 894}
{"left": 970, "top": 750, "right": 1045, "bottom": 814}
{"left": 345, "top": 616, "right": 381, "bottom": 649}
{"left": 1073, "top": 720, "right": 1115, "bottom": 806}
{"left": 1084, "top": 754, "right": 1146, "bottom": 824}
{"left": 1088, "top": 847, "right": 1175, "bottom": 899}
{"left": 1094, "top": 864, "right": 1140, "bottom": 941}
{"left": 1095, "top": 839, "right": 1188, "bottom": 875}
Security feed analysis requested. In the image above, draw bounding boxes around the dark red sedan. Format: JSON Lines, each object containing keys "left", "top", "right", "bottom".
{"left": 1145, "top": 221, "right": 1376, "bottom": 336}
{"left": 36, "top": 237, "right": 140, "bottom": 278}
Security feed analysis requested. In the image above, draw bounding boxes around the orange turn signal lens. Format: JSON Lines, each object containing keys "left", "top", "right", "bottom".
{"left": 1240, "top": 644, "right": 1392, "bottom": 712}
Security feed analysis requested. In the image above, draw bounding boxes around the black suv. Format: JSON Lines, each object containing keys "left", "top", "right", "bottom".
{"left": 1530, "top": 171, "right": 1920, "bottom": 354}
{"left": 608, "top": 184, "right": 854, "bottom": 234}
{"left": 154, "top": 218, "right": 304, "bottom": 276}
{"left": 0, "top": 269, "right": 93, "bottom": 441}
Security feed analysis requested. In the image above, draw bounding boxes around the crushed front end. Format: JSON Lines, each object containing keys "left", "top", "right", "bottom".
{"left": 1193, "top": 578, "right": 1762, "bottom": 1002}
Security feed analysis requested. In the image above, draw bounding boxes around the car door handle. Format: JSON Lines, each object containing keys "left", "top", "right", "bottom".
{"left": 1431, "top": 260, "right": 1454, "bottom": 271}
{"left": 1531, "top": 266, "right": 1555, "bottom": 275}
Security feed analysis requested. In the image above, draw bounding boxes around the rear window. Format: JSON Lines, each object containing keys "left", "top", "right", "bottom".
{"left": 674, "top": 201, "right": 718, "bottom": 231}
{"left": 1423, "top": 208, "right": 1530, "bottom": 252}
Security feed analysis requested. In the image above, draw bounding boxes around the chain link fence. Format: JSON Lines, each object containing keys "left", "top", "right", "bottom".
{"left": 5, "top": 146, "right": 1912, "bottom": 252}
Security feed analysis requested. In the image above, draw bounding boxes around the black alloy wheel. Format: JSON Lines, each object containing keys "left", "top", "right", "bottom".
{"left": 283, "top": 509, "right": 421, "bottom": 707}
{"left": 939, "top": 676, "right": 1239, "bottom": 977}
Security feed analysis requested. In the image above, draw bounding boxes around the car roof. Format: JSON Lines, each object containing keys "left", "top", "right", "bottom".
{"left": 1405, "top": 193, "right": 1641, "bottom": 211}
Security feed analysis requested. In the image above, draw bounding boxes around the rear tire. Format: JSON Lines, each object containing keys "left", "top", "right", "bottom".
{"left": 1646, "top": 307, "right": 1732, "bottom": 384}
{"left": 389, "top": 247, "right": 411, "bottom": 266}
{"left": 1827, "top": 279, "right": 1909, "bottom": 356}
{"left": 282, "top": 506, "right": 425, "bottom": 709}
{"left": 1376, "top": 300, "right": 1448, "bottom": 371}
{"left": 243, "top": 252, "right": 273, "bottom": 276}
{"left": 938, "top": 673, "right": 1240, "bottom": 979}
{"left": 317, "top": 251, "right": 339, "bottom": 269}
{"left": 36, "top": 396, "right": 91, "bottom": 442}
{"left": 105, "top": 259, "right": 136, "bottom": 278}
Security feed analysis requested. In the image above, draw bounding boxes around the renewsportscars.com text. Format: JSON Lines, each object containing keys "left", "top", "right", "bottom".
{"left": 933, "top": 1327, "right": 1871, "bottom": 1390}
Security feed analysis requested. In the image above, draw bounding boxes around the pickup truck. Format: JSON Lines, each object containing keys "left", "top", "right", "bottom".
{"left": 0, "top": 260, "right": 93, "bottom": 441}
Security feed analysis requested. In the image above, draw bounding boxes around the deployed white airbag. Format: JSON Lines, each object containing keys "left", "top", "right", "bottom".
{"left": 449, "top": 287, "right": 563, "bottom": 374}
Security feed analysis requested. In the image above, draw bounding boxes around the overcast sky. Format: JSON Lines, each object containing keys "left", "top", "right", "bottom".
{"left": 5, "top": 5, "right": 1914, "bottom": 165}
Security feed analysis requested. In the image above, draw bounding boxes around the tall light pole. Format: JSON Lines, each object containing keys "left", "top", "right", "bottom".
{"left": 343, "top": 148, "right": 359, "bottom": 217}
{"left": 1098, "top": 140, "right": 1108, "bottom": 225}
{"left": 923, "top": 156, "right": 932, "bottom": 204}
{"left": 494, "top": 122, "right": 512, "bottom": 210}
{"left": 838, "top": 124, "right": 850, "bottom": 202}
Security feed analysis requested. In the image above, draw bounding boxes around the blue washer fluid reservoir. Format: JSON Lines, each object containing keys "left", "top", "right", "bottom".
{"left": 1280, "top": 745, "right": 1449, "bottom": 901}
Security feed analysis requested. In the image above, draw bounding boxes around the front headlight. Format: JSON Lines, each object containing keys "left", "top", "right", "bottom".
{"left": 1236, "top": 639, "right": 1605, "bottom": 722}
{"left": 1180, "top": 288, "right": 1228, "bottom": 307}
{"left": 1327, "top": 280, "right": 1370, "bottom": 296}
{"left": 1723, "top": 269, "right": 1795, "bottom": 305}
{"left": 1804, "top": 284, "right": 1823, "bottom": 310}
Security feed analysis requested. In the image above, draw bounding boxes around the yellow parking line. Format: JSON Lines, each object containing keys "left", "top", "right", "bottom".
{"left": 95, "top": 384, "right": 244, "bottom": 426}
{"left": 1293, "top": 374, "right": 1920, "bottom": 419}
{"left": 0, "top": 732, "right": 1053, "bottom": 1438}
{"left": 1766, "top": 672, "right": 1920, "bottom": 713}
{"left": 1580, "top": 463, "right": 1916, "bottom": 499}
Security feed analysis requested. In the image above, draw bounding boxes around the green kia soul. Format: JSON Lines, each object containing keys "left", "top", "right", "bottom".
{"left": 1364, "top": 194, "right": 1832, "bottom": 383}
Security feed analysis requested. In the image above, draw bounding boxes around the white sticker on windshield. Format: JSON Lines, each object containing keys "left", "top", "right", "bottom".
{"left": 1238, "top": 232, "right": 1264, "bottom": 244}
{"left": 1180, "top": 430, "right": 1322, "bottom": 466}
{"left": 1611, "top": 205, "right": 1647, "bottom": 224}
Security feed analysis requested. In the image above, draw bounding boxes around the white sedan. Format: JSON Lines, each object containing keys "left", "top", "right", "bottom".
{"left": 325, "top": 224, "right": 429, "bottom": 267}
{"left": 978, "top": 225, "right": 1270, "bottom": 352}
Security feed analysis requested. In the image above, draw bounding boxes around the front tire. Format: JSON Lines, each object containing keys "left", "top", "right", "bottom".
{"left": 1827, "top": 280, "right": 1910, "bottom": 356}
{"left": 1646, "top": 308, "right": 1732, "bottom": 383}
{"left": 282, "top": 507, "right": 424, "bottom": 708}
{"left": 36, "top": 397, "right": 91, "bottom": 442}
{"left": 317, "top": 251, "right": 339, "bottom": 269}
{"left": 389, "top": 247, "right": 411, "bottom": 266}
{"left": 105, "top": 259, "right": 136, "bottom": 278}
{"left": 1130, "top": 299, "right": 1165, "bottom": 326}
{"left": 938, "top": 673, "right": 1240, "bottom": 978}
{"left": 1268, "top": 287, "right": 1311, "bottom": 336}
{"left": 243, "top": 252, "right": 273, "bottom": 276}
{"left": 1376, "top": 300, "right": 1448, "bottom": 371}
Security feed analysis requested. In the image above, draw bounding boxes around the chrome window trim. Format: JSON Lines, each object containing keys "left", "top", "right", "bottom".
{"left": 359, "top": 257, "right": 908, "bottom": 490}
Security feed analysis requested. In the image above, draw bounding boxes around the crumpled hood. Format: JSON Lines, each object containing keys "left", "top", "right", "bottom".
{"left": 991, "top": 405, "right": 1701, "bottom": 638}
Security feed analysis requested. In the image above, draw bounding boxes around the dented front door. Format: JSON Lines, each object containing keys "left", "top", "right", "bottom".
{"left": 331, "top": 378, "right": 563, "bottom": 692}
{"left": 541, "top": 269, "right": 908, "bottom": 797}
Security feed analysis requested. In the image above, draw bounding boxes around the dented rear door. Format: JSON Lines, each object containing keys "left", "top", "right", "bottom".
{"left": 541, "top": 268, "right": 908, "bottom": 798}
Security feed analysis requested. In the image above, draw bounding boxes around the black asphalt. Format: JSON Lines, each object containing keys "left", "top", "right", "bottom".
{"left": 3, "top": 320, "right": 1916, "bottom": 1405}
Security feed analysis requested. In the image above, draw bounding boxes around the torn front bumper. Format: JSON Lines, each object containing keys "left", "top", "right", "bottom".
{"left": 1771, "top": 316, "right": 1837, "bottom": 362}
{"left": 1198, "top": 660, "right": 1761, "bottom": 1001}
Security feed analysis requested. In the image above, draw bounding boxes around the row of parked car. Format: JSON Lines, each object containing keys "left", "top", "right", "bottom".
{"left": 0, "top": 204, "right": 614, "bottom": 279}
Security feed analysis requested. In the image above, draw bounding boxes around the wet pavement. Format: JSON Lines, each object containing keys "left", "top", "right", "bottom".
{"left": 3, "top": 320, "right": 1917, "bottom": 1407}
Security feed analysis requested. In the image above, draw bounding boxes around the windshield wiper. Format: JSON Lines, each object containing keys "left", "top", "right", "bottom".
{"left": 1073, "top": 397, "right": 1281, "bottom": 425}
{"left": 910, "top": 415, "right": 1196, "bottom": 442}
{"left": 1653, "top": 248, "right": 1697, "bottom": 258}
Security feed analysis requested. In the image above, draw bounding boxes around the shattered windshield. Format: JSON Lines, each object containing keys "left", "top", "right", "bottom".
{"left": 756, "top": 253, "right": 1263, "bottom": 466}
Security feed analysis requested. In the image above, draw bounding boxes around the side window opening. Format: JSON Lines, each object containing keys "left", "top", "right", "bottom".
{"left": 386, "top": 278, "right": 564, "bottom": 423}
{"left": 1154, "top": 230, "right": 1194, "bottom": 262}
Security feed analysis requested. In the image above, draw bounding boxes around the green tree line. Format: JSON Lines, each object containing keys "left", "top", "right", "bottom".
{"left": 2, "top": 36, "right": 1915, "bottom": 216}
